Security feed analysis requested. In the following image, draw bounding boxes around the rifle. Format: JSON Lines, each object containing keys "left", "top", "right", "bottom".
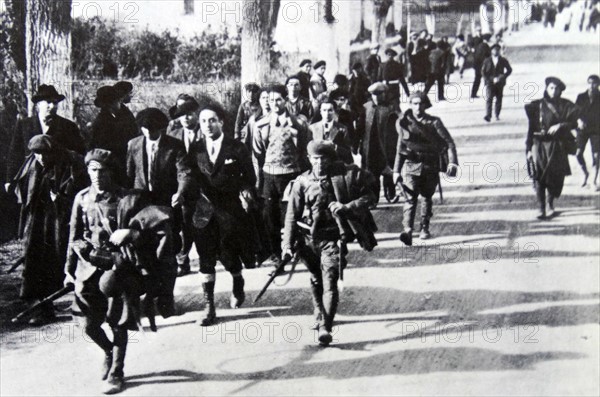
{"left": 5, "top": 256, "right": 24, "bottom": 274}
{"left": 438, "top": 180, "right": 444, "bottom": 204}
{"left": 332, "top": 211, "right": 349, "bottom": 292}
{"left": 11, "top": 284, "right": 74, "bottom": 323}
{"left": 253, "top": 253, "right": 297, "bottom": 304}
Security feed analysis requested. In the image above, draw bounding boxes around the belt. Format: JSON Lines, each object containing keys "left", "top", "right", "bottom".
{"left": 532, "top": 131, "right": 557, "bottom": 141}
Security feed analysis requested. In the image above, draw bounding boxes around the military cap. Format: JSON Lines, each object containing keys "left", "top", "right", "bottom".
{"left": 408, "top": 91, "right": 432, "bottom": 109}
{"left": 545, "top": 76, "right": 566, "bottom": 91}
{"left": 94, "top": 86, "right": 120, "bottom": 108}
{"left": 32, "top": 85, "right": 65, "bottom": 104}
{"left": 85, "top": 148, "right": 116, "bottom": 167}
{"left": 368, "top": 82, "right": 388, "bottom": 94}
{"left": 299, "top": 59, "right": 312, "bottom": 67}
{"left": 314, "top": 60, "right": 326, "bottom": 69}
{"left": 113, "top": 81, "right": 133, "bottom": 96}
{"left": 136, "top": 108, "right": 169, "bottom": 131}
{"left": 307, "top": 139, "right": 336, "bottom": 158}
{"left": 28, "top": 134, "right": 56, "bottom": 153}
{"left": 169, "top": 95, "right": 200, "bottom": 119}
{"left": 384, "top": 48, "right": 398, "bottom": 57}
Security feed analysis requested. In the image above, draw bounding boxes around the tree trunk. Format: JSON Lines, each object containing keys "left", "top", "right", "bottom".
{"left": 371, "top": 0, "right": 393, "bottom": 47}
{"left": 241, "top": 0, "right": 281, "bottom": 88}
{"left": 184, "top": 0, "right": 195, "bottom": 15}
{"left": 25, "top": 0, "right": 73, "bottom": 118}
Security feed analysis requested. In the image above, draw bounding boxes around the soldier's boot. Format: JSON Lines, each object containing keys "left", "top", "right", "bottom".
{"left": 81, "top": 318, "right": 114, "bottom": 380}
{"left": 230, "top": 273, "right": 245, "bottom": 309}
{"left": 319, "top": 278, "right": 338, "bottom": 347}
{"left": 200, "top": 281, "right": 217, "bottom": 326}
{"left": 419, "top": 217, "right": 431, "bottom": 240}
{"left": 309, "top": 278, "right": 325, "bottom": 331}
{"left": 103, "top": 329, "right": 126, "bottom": 395}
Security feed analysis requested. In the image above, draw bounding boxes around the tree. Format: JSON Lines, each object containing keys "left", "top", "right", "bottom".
{"left": 240, "top": 0, "right": 280, "bottom": 88}
{"left": 25, "top": 0, "right": 74, "bottom": 118}
{"left": 372, "top": 0, "right": 393, "bottom": 47}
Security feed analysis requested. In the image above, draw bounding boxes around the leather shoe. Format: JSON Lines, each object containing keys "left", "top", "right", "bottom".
{"left": 399, "top": 230, "right": 413, "bottom": 246}
{"left": 318, "top": 329, "right": 333, "bottom": 346}
{"left": 200, "top": 310, "right": 216, "bottom": 327}
{"left": 102, "top": 374, "right": 124, "bottom": 394}
{"left": 484, "top": 115, "right": 491, "bottom": 122}
{"left": 176, "top": 265, "right": 191, "bottom": 277}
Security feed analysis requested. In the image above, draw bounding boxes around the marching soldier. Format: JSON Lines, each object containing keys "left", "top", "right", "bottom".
{"left": 393, "top": 92, "right": 458, "bottom": 245}
{"left": 282, "top": 140, "right": 378, "bottom": 346}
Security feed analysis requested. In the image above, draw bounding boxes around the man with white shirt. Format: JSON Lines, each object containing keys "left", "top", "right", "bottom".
{"left": 285, "top": 75, "right": 313, "bottom": 123}
{"left": 253, "top": 84, "right": 312, "bottom": 268}
{"left": 482, "top": 44, "right": 513, "bottom": 122}
{"left": 5, "top": 85, "right": 85, "bottom": 192}
{"left": 309, "top": 100, "right": 353, "bottom": 164}
{"left": 178, "top": 103, "right": 256, "bottom": 326}
{"left": 168, "top": 95, "right": 202, "bottom": 276}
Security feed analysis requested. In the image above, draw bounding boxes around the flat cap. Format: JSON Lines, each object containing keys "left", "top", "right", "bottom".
{"left": 299, "top": 59, "right": 312, "bottom": 67}
{"left": 368, "top": 82, "right": 388, "bottom": 94}
{"left": 384, "top": 48, "right": 398, "bottom": 57}
{"left": 136, "top": 108, "right": 169, "bottom": 131}
{"left": 545, "top": 76, "right": 566, "bottom": 91}
{"left": 94, "top": 85, "right": 120, "bottom": 107}
{"left": 490, "top": 43, "right": 501, "bottom": 51}
{"left": 169, "top": 94, "right": 200, "bottom": 119}
{"left": 307, "top": 139, "right": 336, "bottom": 158}
{"left": 28, "top": 135, "right": 56, "bottom": 153}
{"left": 85, "top": 148, "right": 116, "bottom": 167}
{"left": 408, "top": 91, "right": 432, "bottom": 109}
{"left": 314, "top": 60, "right": 326, "bottom": 69}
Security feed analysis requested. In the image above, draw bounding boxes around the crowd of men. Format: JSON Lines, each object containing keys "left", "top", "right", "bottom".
{"left": 3, "top": 10, "right": 600, "bottom": 394}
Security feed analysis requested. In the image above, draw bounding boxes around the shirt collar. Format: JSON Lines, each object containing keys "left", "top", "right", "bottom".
{"left": 206, "top": 132, "right": 224, "bottom": 147}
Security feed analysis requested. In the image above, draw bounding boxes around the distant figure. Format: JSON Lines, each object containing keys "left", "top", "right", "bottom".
{"left": 234, "top": 83, "right": 261, "bottom": 141}
{"left": 366, "top": 43, "right": 381, "bottom": 84}
{"left": 575, "top": 75, "right": 600, "bottom": 189}
{"left": 424, "top": 41, "right": 447, "bottom": 101}
{"left": 348, "top": 62, "right": 371, "bottom": 113}
{"left": 481, "top": 44, "right": 513, "bottom": 122}
{"left": 297, "top": 59, "right": 313, "bottom": 100}
{"left": 471, "top": 34, "right": 492, "bottom": 98}
{"left": 378, "top": 48, "right": 410, "bottom": 110}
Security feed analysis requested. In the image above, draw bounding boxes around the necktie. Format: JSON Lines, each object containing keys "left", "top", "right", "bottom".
{"left": 275, "top": 119, "right": 281, "bottom": 127}
{"left": 324, "top": 123, "right": 330, "bottom": 139}
{"left": 149, "top": 142, "right": 157, "bottom": 191}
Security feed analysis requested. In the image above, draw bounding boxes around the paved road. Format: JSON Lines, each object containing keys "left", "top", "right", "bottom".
{"left": 1, "top": 23, "right": 599, "bottom": 396}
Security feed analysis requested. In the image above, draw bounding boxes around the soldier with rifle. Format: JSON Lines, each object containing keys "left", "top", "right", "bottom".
{"left": 281, "top": 140, "right": 378, "bottom": 346}
{"left": 393, "top": 92, "right": 458, "bottom": 245}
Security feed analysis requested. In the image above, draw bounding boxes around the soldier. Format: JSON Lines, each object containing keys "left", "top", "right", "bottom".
{"left": 393, "top": 92, "right": 458, "bottom": 245}
{"left": 356, "top": 82, "right": 400, "bottom": 203}
{"left": 366, "top": 43, "right": 381, "bottom": 84}
{"left": 378, "top": 48, "right": 410, "bottom": 110}
{"left": 178, "top": 103, "right": 256, "bottom": 326}
{"left": 282, "top": 140, "right": 378, "bottom": 346}
{"left": 10, "top": 135, "right": 88, "bottom": 325}
{"left": 65, "top": 149, "right": 175, "bottom": 394}
{"left": 575, "top": 74, "right": 600, "bottom": 189}
{"left": 526, "top": 77, "right": 579, "bottom": 219}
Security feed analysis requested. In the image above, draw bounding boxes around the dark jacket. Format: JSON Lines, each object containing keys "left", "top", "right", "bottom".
{"left": 234, "top": 101, "right": 260, "bottom": 141}
{"left": 575, "top": 90, "right": 600, "bottom": 135}
{"left": 481, "top": 56, "right": 513, "bottom": 87}
{"left": 356, "top": 101, "right": 399, "bottom": 175}
{"left": 349, "top": 72, "right": 372, "bottom": 111}
{"left": 473, "top": 42, "right": 491, "bottom": 65}
{"left": 309, "top": 121, "right": 353, "bottom": 164}
{"left": 167, "top": 123, "right": 201, "bottom": 153}
{"left": 428, "top": 48, "right": 447, "bottom": 75}
{"left": 297, "top": 71, "right": 312, "bottom": 99}
{"left": 126, "top": 134, "right": 186, "bottom": 206}
{"left": 378, "top": 59, "right": 410, "bottom": 97}
{"left": 285, "top": 96, "right": 314, "bottom": 122}
{"left": 6, "top": 115, "right": 85, "bottom": 182}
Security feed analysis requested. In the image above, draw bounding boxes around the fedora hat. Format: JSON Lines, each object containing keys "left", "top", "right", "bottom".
{"left": 169, "top": 95, "right": 200, "bottom": 119}
{"left": 32, "top": 85, "right": 65, "bottom": 104}
{"left": 94, "top": 86, "right": 120, "bottom": 107}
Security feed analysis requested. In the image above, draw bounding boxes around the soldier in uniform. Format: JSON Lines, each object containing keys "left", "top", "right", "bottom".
{"left": 525, "top": 77, "right": 579, "bottom": 219}
{"left": 378, "top": 48, "right": 411, "bottom": 110}
{"left": 282, "top": 140, "right": 378, "bottom": 346}
{"left": 393, "top": 92, "right": 458, "bottom": 245}
{"left": 65, "top": 149, "right": 176, "bottom": 394}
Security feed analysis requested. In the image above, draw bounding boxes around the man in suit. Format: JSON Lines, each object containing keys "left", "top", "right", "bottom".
{"left": 90, "top": 85, "right": 139, "bottom": 186}
{"left": 471, "top": 34, "right": 491, "bottom": 98}
{"left": 309, "top": 100, "right": 353, "bottom": 164}
{"left": 424, "top": 41, "right": 447, "bottom": 101}
{"left": 348, "top": 62, "right": 371, "bottom": 113}
{"left": 285, "top": 75, "right": 313, "bottom": 123}
{"left": 126, "top": 108, "right": 185, "bottom": 316}
{"left": 282, "top": 140, "right": 378, "bottom": 346}
{"left": 356, "top": 82, "right": 399, "bottom": 203}
{"left": 329, "top": 89, "right": 356, "bottom": 145}
{"left": 178, "top": 103, "right": 256, "bottom": 326}
{"left": 378, "top": 48, "right": 410, "bottom": 110}
{"left": 167, "top": 95, "right": 202, "bottom": 276}
{"left": 575, "top": 74, "right": 600, "bottom": 189}
{"left": 482, "top": 44, "right": 513, "bottom": 122}
{"left": 5, "top": 85, "right": 85, "bottom": 191}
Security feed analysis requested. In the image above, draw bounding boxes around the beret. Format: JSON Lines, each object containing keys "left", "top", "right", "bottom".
{"left": 329, "top": 88, "right": 349, "bottom": 101}
{"left": 384, "top": 48, "right": 398, "bottom": 56}
{"left": 299, "top": 59, "right": 312, "bottom": 67}
{"left": 545, "top": 76, "right": 566, "bottom": 91}
{"left": 307, "top": 139, "right": 336, "bottom": 158}
{"left": 169, "top": 95, "right": 200, "bottom": 119}
{"left": 314, "top": 60, "right": 326, "bottom": 69}
{"left": 408, "top": 91, "right": 432, "bottom": 109}
{"left": 28, "top": 134, "right": 55, "bottom": 153}
{"left": 85, "top": 148, "right": 116, "bottom": 167}
{"left": 136, "top": 108, "right": 169, "bottom": 130}
{"left": 368, "top": 82, "right": 388, "bottom": 94}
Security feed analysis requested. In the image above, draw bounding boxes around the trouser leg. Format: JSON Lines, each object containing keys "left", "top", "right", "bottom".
{"left": 485, "top": 85, "right": 493, "bottom": 118}
{"left": 495, "top": 87, "right": 504, "bottom": 117}
{"left": 110, "top": 327, "right": 128, "bottom": 378}
{"left": 536, "top": 182, "right": 546, "bottom": 216}
{"left": 319, "top": 241, "right": 340, "bottom": 333}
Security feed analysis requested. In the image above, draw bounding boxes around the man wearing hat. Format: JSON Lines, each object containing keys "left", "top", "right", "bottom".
{"left": 65, "top": 148, "right": 175, "bottom": 394}
{"left": 348, "top": 62, "right": 371, "bottom": 114}
{"left": 112, "top": 81, "right": 138, "bottom": 139}
{"left": 329, "top": 88, "right": 356, "bottom": 143}
{"left": 282, "top": 139, "right": 378, "bottom": 346}
{"left": 378, "top": 47, "right": 410, "bottom": 110}
{"left": 234, "top": 83, "right": 261, "bottom": 141}
{"left": 424, "top": 41, "right": 448, "bottom": 101}
{"left": 10, "top": 135, "right": 88, "bottom": 325}
{"left": 90, "top": 85, "right": 139, "bottom": 185}
{"left": 575, "top": 74, "right": 600, "bottom": 189}
{"left": 253, "top": 84, "right": 312, "bottom": 268}
{"left": 126, "top": 108, "right": 185, "bottom": 313}
{"left": 393, "top": 91, "right": 458, "bottom": 245}
{"left": 481, "top": 44, "right": 512, "bottom": 122}
{"left": 178, "top": 103, "right": 256, "bottom": 326}
{"left": 297, "top": 59, "right": 313, "bottom": 99}
{"left": 167, "top": 95, "right": 202, "bottom": 276}
{"left": 356, "top": 82, "right": 400, "bottom": 203}
{"left": 471, "top": 34, "right": 492, "bottom": 98}
{"left": 5, "top": 84, "right": 85, "bottom": 191}
{"left": 366, "top": 43, "right": 381, "bottom": 84}
{"left": 310, "top": 60, "right": 328, "bottom": 111}
{"left": 525, "top": 77, "right": 579, "bottom": 219}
